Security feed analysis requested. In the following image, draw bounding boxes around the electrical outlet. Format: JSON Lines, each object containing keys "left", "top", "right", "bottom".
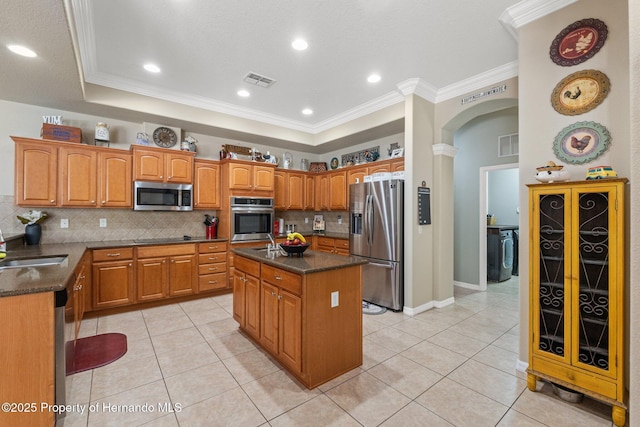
{"left": 99, "top": 218, "right": 107, "bottom": 228}
{"left": 337, "top": 215, "right": 342, "bottom": 225}
{"left": 305, "top": 217, "right": 309, "bottom": 224}
{"left": 331, "top": 291, "right": 339, "bottom": 308}
{"left": 60, "top": 219, "right": 69, "bottom": 229}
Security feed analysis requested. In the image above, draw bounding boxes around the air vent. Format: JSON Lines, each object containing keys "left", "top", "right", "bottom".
{"left": 243, "top": 72, "right": 276, "bottom": 88}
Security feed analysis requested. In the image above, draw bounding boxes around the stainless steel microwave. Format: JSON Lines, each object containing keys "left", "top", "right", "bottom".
{"left": 230, "top": 197, "right": 274, "bottom": 241}
{"left": 134, "top": 181, "right": 193, "bottom": 211}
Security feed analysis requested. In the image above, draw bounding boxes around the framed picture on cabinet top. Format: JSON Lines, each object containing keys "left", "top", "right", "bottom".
{"left": 549, "top": 18, "right": 608, "bottom": 66}
{"left": 552, "top": 121, "right": 611, "bottom": 164}
{"left": 551, "top": 69, "right": 610, "bottom": 115}
{"left": 390, "top": 148, "right": 404, "bottom": 158}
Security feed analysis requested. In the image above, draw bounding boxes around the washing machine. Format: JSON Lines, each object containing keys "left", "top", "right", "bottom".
{"left": 487, "top": 228, "right": 514, "bottom": 282}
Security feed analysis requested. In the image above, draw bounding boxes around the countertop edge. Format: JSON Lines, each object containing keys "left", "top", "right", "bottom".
{"left": 232, "top": 248, "right": 367, "bottom": 274}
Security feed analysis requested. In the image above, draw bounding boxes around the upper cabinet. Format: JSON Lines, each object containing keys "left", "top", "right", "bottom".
{"left": 194, "top": 159, "right": 221, "bottom": 209}
{"left": 132, "top": 146, "right": 194, "bottom": 183}
{"left": 274, "top": 170, "right": 306, "bottom": 211}
{"left": 14, "top": 138, "right": 58, "bottom": 206}
{"left": 13, "top": 137, "right": 132, "bottom": 208}
{"left": 222, "top": 160, "right": 275, "bottom": 196}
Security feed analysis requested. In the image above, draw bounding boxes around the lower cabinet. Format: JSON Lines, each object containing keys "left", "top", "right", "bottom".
{"left": 315, "top": 236, "right": 350, "bottom": 255}
{"left": 233, "top": 255, "right": 261, "bottom": 340}
{"left": 71, "top": 251, "right": 91, "bottom": 342}
{"left": 92, "top": 248, "right": 135, "bottom": 310}
{"left": 137, "top": 244, "right": 197, "bottom": 301}
{"left": 260, "top": 265, "right": 302, "bottom": 374}
{"left": 234, "top": 253, "right": 362, "bottom": 388}
{"left": 198, "top": 241, "right": 228, "bottom": 291}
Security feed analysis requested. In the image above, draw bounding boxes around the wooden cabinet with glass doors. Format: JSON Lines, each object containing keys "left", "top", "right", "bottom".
{"left": 527, "top": 179, "right": 627, "bottom": 427}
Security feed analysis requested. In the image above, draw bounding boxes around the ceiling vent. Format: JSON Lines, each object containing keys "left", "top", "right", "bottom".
{"left": 243, "top": 72, "right": 276, "bottom": 88}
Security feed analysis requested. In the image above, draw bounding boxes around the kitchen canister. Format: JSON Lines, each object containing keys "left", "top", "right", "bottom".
{"left": 301, "top": 158, "right": 309, "bottom": 171}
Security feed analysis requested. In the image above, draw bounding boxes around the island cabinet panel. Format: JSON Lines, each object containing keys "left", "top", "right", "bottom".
{"left": 233, "top": 252, "right": 362, "bottom": 388}
{"left": 233, "top": 256, "right": 261, "bottom": 340}
{"left": 0, "top": 292, "right": 55, "bottom": 427}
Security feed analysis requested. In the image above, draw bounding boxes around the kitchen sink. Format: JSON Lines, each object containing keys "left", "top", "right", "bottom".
{"left": 0, "top": 255, "right": 68, "bottom": 269}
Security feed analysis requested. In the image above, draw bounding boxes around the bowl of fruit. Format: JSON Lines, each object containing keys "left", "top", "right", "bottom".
{"left": 279, "top": 233, "right": 310, "bottom": 257}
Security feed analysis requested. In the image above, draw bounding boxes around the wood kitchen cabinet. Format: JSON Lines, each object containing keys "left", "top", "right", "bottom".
{"left": 0, "top": 292, "right": 55, "bottom": 427}
{"left": 194, "top": 159, "right": 221, "bottom": 209}
{"left": 304, "top": 173, "right": 315, "bottom": 210}
{"left": 233, "top": 252, "right": 363, "bottom": 388}
{"left": 527, "top": 179, "right": 627, "bottom": 426}
{"left": 198, "top": 241, "right": 228, "bottom": 291}
{"left": 14, "top": 138, "right": 59, "bottom": 206}
{"left": 260, "top": 264, "right": 302, "bottom": 374}
{"left": 233, "top": 255, "right": 261, "bottom": 340}
{"left": 329, "top": 171, "right": 347, "bottom": 210}
{"left": 223, "top": 160, "right": 275, "bottom": 195}
{"left": 136, "top": 244, "right": 197, "bottom": 301}
{"left": 315, "top": 173, "right": 330, "bottom": 210}
{"left": 132, "top": 146, "right": 194, "bottom": 183}
{"left": 13, "top": 137, "right": 133, "bottom": 208}
{"left": 71, "top": 251, "right": 91, "bottom": 342}
{"left": 59, "top": 145, "right": 98, "bottom": 207}
{"left": 92, "top": 247, "right": 135, "bottom": 310}
{"left": 274, "top": 170, "right": 305, "bottom": 210}
{"left": 99, "top": 150, "right": 132, "bottom": 207}
{"left": 315, "top": 236, "right": 349, "bottom": 256}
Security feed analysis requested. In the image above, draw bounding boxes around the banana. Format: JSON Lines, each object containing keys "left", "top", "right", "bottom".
{"left": 286, "top": 232, "right": 306, "bottom": 243}
{"left": 0, "top": 253, "right": 6, "bottom": 259}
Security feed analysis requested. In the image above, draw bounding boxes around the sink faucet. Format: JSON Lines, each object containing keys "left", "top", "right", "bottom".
{"left": 267, "top": 233, "right": 276, "bottom": 247}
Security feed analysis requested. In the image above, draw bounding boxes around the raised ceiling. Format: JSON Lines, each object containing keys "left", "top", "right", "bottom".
{"left": 2, "top": 0, "right": 556, "bottom": 149}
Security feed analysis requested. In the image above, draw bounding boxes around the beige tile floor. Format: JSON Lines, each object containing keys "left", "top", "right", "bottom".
{"left": 61, "top": 277, "right": 616, "bottom": 427}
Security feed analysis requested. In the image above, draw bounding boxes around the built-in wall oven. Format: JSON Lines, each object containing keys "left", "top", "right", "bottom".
{"left": 230, "top": 197, "right": 274, "bottom": 242}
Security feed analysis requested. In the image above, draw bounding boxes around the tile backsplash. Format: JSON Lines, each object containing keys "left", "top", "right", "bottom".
{"left": 0, "top": 196, "right": 348, "bottom": 244}
{"left": 0, "top": 196, "right": 216, "bottom": 244}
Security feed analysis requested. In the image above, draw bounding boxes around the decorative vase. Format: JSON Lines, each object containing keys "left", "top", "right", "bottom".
{"left": 25, "top": 223, "right": 42, "bottom": 245}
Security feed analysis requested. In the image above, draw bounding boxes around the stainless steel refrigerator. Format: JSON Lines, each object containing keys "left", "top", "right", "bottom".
{"left": 350, "top": 180, "right": 404, "bottom": 311}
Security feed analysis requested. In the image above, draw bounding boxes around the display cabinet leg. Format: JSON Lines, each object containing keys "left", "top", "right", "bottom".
{"left": 611, "top": 405, "right": 625, "bottom": 427}
{"left": 527, "top": 373, "right": 537, "bottom": 392}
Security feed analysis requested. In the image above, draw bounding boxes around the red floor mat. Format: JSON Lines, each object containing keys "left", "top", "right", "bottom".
{"left": 66, "top": 333, "right": 127, "bottom": 375}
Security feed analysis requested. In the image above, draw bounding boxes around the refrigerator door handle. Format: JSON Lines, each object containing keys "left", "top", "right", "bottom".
{"left": 366, "top": 194, "right": 374, "bottom": 247}
{"left": 368, "top": 261, "right": 394, "bottom": 269}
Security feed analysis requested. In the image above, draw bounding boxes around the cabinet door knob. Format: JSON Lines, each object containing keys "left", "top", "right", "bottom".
{"left": 50, "top": 200, "right": 55, "bottom": 204}
{"left": 91, "top": 200, "right": 96, "bottom": 204}
{"left": 271, "top": 291, "right": 276, "bottom": 296}
{"left": 101, "top": 201, "right": 106, "bottom": 205}
{"left": 128, "top": 263, "right": 132, "bottom": 267}
{"left": 277, "top": 294, "right": 282, "bottom": 300}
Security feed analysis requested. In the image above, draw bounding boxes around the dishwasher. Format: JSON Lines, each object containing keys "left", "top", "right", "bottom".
{"left": 54, "top": 286, "right": 68, "bottom": 422}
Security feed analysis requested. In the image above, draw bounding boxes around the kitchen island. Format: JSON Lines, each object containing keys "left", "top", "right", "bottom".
{"left": 232, "top": 247, "right": 366, "bottom": 389}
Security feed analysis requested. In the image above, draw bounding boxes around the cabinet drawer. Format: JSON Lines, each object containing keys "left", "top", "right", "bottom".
{"left": 198, "top": 253, "right": 227, "bottom": 264}
{"left": 93, "top": 247, "right": 134, "bottom": 262}
{"left": 198, "top": 262, "right": 227, "bottom": 275}
{"left": 261, "top": 264, "right": 301, "bottom": 295}
{"left": 199, "top": 242, "right": 228, "bottom": 254}
{"left": 234, "top": 255, "right": 260, "bottom": 277}
{"left": 199, "top": 272, "right": 228, "bottom": 291}
{"left": 137, "top": 244, "right": 196, "bottom": 258}
{"left": 335, "top": 239, "right": 349, "bottom": 250}
{"left": 316, "top": 236, "right": 334, "bottom": 247}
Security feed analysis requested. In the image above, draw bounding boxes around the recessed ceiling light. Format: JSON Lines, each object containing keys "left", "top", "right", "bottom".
{"left": 237, "top": 89, "right": 250, "bottom": 97}
{"left": 292, "top": 39, "right": 308, "bottom": 51}
{"left": 7, "top": 44, "right": 37, "bottom": 58}
{"left": 367, "top": 74, "right": 381, "bottom": 83}
{"left": 302, "top": 108, "right": 313, "bottom": 115}
{"left": 143, "top": 63, "right": 161, "bottom": 73}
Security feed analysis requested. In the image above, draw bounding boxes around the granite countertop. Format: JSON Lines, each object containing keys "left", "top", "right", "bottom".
{"left": 0, "top": 237, "right": 229, "bottom": 298}
{"left": 232, "top": 247, "right": 367, "bottom": 275}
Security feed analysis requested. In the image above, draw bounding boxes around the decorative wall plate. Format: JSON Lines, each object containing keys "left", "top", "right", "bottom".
{"left": 550, "top": 18, "right": 608, "bottom": 66}
{"left": 551, "top": 70, "right": 610, "bottom": 115}
{"left": 553, "top": 121, "right": 611, "bottom": 164}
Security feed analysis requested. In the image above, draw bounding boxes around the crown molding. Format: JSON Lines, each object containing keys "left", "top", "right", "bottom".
{"left": 500, "top": 0, "right": 578, "bottom": 39}
{"left": 396, "top": 78, "right": 438, "bottom": 103}
{"left": 436, "top": 61, "right": 518, "bottom": 103}
{"left": 70, "top": 0, "right": 98, "bottom": 76}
